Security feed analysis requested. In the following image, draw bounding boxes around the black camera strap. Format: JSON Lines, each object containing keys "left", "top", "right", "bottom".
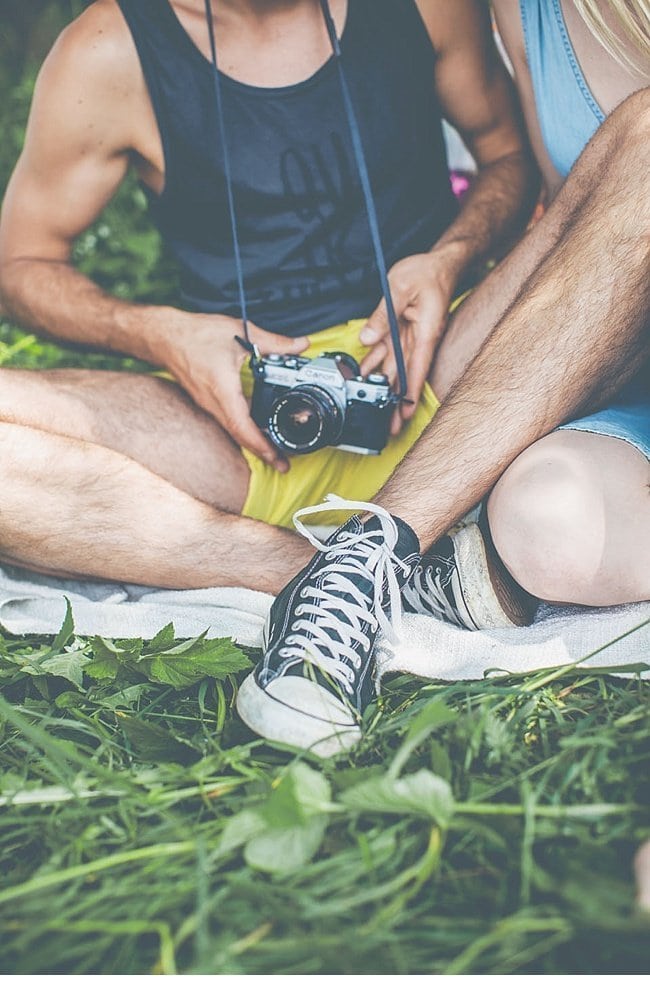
{"left": 204, "top": 0, "right": 408, "bottom": 399}
{"left": 203, "top": 0, "right": 252, "bottom": 354}
{"left": 317, "top": 0, "right": 407, "bottom": 401}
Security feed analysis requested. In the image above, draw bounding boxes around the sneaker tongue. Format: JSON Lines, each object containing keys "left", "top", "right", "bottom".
{"left": 322, "top": 513, "right": 420, "bottom": 622}
{"left": 355, "top": 513, "right": 420, "bottom": 573}
{"left": 389, "top": 515, "right": 421, "bottom": 568}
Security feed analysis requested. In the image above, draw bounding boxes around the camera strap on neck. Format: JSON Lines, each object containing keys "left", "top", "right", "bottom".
{"left": 204, "top": 0, "right": 408, "bottom": 398}
{"left": 317, "top": 0, "right": 407, "bottom": 401}
{"left": 203, "top": 0, "right": 257, "bottom": 360}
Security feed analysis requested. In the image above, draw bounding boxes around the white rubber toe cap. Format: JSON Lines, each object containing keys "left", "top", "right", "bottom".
{"left": 236, "top": 672, "right": 361, "bottom": 757}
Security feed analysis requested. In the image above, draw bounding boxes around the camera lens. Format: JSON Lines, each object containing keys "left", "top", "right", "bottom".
{"left": 269, "top": 386, "right": 343, "bottom": 453}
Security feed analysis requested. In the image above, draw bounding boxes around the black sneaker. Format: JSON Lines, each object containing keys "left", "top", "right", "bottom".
{"left": 236, "top": 495, "right": 420, "bottom": 756}
{"left": 402, "top": 521, "right": 537, "bottom": 629}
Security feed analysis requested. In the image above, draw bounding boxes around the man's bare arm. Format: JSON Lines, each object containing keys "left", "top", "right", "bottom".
{"left": 361, "top": 0, "right": 539, "bottom": 421}
{"left": 0, "top": 1, "right": 306, "bottom": 470}
{"left": 422, "top": 0, "right": 539, "bottom": 276}
{"left": 0, "top": 4, "right": 149, "bottom": 350}
{"left": 428, "top": 0, "right": 638, "bottom": 397}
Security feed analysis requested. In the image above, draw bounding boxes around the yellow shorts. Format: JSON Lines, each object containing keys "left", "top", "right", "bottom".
{"left": 240, "top": 318, "right": 440, "bottom": 529}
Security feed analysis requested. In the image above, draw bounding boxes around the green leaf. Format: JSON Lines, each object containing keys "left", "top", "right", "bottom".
{"left": 84, "top": 657, "right": 120, "bottom": 681}
{"left": 117, "top": 715, "right": 195, "bottom": 764}
{"left": 142, "top": 637, "right": 251, "bottom": 687}
{"left": 218, "top": 765, "right": 333, "bottom": 874}
{"left": 340, "top": 769, "right": 455, "bottom": 827}
{"left": 85, "top": 632, "right": 250, "bottom": 688}
{"left": 261, "top": 762, "right": 332, "bottom": 829}
{"left": 390, "top": 699, "right": 459, "bottom": 778}
{"left": 0, "top": 603, "right": 88, "bottom": 687}
{"left": 218, "top": 809, "right": 267, "bottom": 856}
{"left": 0, "top": 643, "right": 90, "bottom": 689}
{"left": 54, "top": 691, "right": 87, "bottom": 710}
{"left": 143, "top": 623, "right": 176, "bottom": 654}
{"left": 40, "top": 648, "right": 90, "bottom": 688}
{"left": 244, "top": 815, "right": 329, "bottom": 874}
{"left": 93, "top": 684, "right": 151, "bottom": 711}
{"left": 51, "top": 599, "right": 75, "bottom": 653}
{"left": 85, "top": 637, "right": 143, "bottom": 681}
{"left": 429, "top": 739, "right": 453, "bottom": 782}
{"left": 404, "top": 699, "right": 458, "bottom": 744}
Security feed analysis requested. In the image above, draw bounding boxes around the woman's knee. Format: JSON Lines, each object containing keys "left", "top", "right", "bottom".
{"left": 486, "top": 432, "right": 609, "bottom": 601}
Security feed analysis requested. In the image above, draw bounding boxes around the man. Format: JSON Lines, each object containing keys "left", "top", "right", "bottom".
{"left": 235, "top": 0, "right": 650, "bottom": 754}
{"left": 0, "top": 0, "right": 534, "bottom": 588}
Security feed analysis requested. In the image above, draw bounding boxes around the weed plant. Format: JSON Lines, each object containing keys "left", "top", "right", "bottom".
{"left": 0, "top": 614, "right": 648, "bottom": 975}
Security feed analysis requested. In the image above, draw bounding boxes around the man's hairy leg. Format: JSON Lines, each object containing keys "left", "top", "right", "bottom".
{"left": 0, "top": 420, "right": 312, "bottom": 592}
{"left": 378, "top": 89, "right": 650, "bottom": 549}
{"left": 488, "top": 431, "right": 650, "bottom": 606}
{"left": 0, "top": 367, "right": 250, "bottom": 511}
{"left": 431, "top": 87, "right": 626, "bottom": 401}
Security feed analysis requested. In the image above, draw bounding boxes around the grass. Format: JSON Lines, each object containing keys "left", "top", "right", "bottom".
{"left": 0, "top": 60, "right": 649, "bottom": 975}
{"left": 0, "top": 602, "right": 648, "bottom": 974}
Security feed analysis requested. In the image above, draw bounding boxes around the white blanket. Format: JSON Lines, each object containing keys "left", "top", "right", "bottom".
{"left": 0, "top": 563, "right": 648, "bottom": 681}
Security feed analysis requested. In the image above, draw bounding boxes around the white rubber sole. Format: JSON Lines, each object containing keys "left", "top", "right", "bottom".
{"left": 236, "top": 672, "right": 361, "bottom": 758}
{"left": 454, "top": 523, "right": 526, "bottom": 629}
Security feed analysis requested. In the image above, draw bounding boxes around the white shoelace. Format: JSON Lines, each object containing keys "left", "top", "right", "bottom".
{"left": 403, "top": 562, "right": 460, "bottom": 625}
{"left": 278, "top": 495, "right": 412, "bottom": 695}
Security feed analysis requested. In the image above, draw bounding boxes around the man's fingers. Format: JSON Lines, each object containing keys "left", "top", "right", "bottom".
{"left": 390, "top": 406, "right": 404, "bottom": 436}
{"left": 383, "top": 349, "right": 400, "bottom": 392}
{"left": 239, "top": 421, "right": 289, "bottom": 472}
{"left": 359, "top": 341, "right": 389, "bottom": 376}
{"left": 250, "top": 324, "right": 309, "bottom": 356}
{"left": 213, "top": 371, "right": 289, "bottom": 472}
{"left": 360, "top": 300, "right": 390, "bottom": 346}
{"left": 226, "top": 399, "right": 289, "bottom": 471}
{"left": 401, "top": 328, "right": 438, "bottom": 418}
{"left": 398, "top": 302, "right": 446, "bottom": 417}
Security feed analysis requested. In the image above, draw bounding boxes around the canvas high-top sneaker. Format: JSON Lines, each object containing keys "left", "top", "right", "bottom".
{"left": 236, "top": 495, "right": 420, "bottom": 756}
{"left": 402, "top": 521, "right": 537, "bottom": 629}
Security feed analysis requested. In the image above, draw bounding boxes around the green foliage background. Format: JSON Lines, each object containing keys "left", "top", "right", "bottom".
{"left": 0, "top": 0, "right": 179, "bottom": 371}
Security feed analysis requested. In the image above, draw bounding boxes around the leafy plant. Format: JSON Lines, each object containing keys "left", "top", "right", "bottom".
{"left": 1, "top": 608, "right": 649, "bottom": 975}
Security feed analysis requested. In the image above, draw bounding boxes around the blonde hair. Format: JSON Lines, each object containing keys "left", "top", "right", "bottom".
{"left": 573, "top": 1, "right": 650, "bottom": 72}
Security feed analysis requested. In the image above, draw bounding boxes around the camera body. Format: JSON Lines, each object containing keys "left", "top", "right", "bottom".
{"left": 250, "top": 351, "right": 396, "bottom": 455}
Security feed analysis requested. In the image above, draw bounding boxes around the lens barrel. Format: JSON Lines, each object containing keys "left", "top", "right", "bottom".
{"left": 268, "top": 385, "right": 343, "bottom": 453}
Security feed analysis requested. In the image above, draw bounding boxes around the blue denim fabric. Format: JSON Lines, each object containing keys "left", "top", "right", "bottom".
{"left": 519, "top": 0, "right": 605, "bottom": 178}
{"left": 558, "top": 377, "right": 650, "bottom": 461}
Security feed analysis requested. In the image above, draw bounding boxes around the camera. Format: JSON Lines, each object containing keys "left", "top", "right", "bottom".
{"left": 250, "top": 351, "right": 397, "bottom": 455}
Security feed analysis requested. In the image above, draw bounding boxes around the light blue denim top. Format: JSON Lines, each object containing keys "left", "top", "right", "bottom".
{"left": 519, "top": 0, "right": 606, "bottom": 177}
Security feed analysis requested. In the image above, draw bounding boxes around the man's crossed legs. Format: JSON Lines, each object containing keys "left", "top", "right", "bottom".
{"left": 0, "top": 91, "right": 648, "bottom": 752}
{"left": 236, "top": 89, "right": 650, "bottom": 751}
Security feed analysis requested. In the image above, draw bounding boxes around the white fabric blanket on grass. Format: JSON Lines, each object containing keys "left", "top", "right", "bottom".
{"left": 0, "top": 562, "right": 648, "bottom": 681}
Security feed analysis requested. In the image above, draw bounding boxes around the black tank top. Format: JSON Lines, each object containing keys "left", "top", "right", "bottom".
{"left": 115, "top": 0, "right": 458, "bottom": 336}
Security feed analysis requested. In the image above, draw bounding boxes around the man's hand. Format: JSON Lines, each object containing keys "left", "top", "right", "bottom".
{"left": 359, "top": 249, "right": 459, "bottom": 434}
{"left": 163, "top": 314, "right": 308, "bottom": 472}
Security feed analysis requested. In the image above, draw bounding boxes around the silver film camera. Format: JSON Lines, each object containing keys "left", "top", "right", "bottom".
{"left": 250, "top": 351, "right": 397, "bottom": 455}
